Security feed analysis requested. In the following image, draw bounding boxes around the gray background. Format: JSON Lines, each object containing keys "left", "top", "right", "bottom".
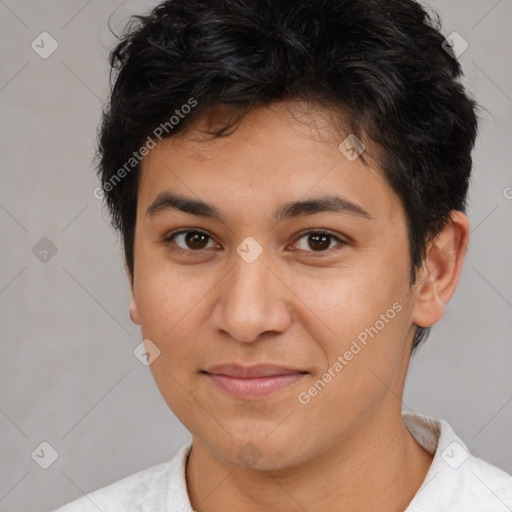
{"left": 0, "top": 1, "right": 511, "bottom": 510}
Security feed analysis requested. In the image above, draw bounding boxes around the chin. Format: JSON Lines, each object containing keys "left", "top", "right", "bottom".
{"left": 200, "top": 424, "right": 313, "bottom": 471}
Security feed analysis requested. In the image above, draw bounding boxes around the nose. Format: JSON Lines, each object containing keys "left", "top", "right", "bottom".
{"left": 209, "top": 250, "right": 293, "bottom": 343}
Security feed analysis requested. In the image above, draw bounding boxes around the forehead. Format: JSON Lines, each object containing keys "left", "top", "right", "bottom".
{"left": 137, "top": 101, "right": 402, "bottom": 225}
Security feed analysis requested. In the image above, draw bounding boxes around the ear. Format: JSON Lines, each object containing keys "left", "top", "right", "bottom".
{"left": 411, "top": 210, "right": 469, "bottom": 328}
{"left": 126, "top": 265, "right": 141, "bottom": 325}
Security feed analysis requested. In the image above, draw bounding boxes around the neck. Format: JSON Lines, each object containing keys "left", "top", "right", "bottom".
{"left": 185, "top": 407, "right": 433, "bottom": 512}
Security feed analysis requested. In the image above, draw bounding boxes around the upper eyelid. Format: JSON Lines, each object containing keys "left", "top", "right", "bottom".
{"left": 293, "top": 228, "right": 344, "bottom": 241}
{"left": 291, "top": 230, "right": 346, "bottom": 251}
{"left": 163, "top": 229, "right": 220, "bottom": 247}
{"left": 163, "top": 227, "right": 216, "bottom": 241}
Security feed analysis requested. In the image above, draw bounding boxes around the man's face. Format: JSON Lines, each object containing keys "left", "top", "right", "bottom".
{"left": 130, "top": 102, "right": 418, "bottom": 469}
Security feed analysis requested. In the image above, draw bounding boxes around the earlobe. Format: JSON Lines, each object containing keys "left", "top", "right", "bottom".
{"left": 129, "top": 287, "right": 141, "bottom": 325}
{"left": 126, "top": 268, "right": 141, "bottom": 325}
{"left": 411, "top": 210, "right": 470, "bottom": 328}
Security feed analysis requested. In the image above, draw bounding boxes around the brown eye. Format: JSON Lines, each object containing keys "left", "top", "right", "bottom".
{"left": 167, "top": 230, "right": 216, "bottom": 251}
{"left": 307, "top": 233, "right": 331, "bottom": 251}
{"left": 293, "top": 231, "right": 344, "bottom": 253}
{"left": 184, "top": 231, "right": 209, "bottom": 249}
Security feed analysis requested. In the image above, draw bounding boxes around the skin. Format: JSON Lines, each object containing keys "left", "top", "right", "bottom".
{"left": 128, "top": 101, "right": 469, "bottom": 512}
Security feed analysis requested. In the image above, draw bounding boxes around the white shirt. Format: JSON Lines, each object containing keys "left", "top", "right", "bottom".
{"left": 55, "top": 413, "right": 512, "bottom": 511}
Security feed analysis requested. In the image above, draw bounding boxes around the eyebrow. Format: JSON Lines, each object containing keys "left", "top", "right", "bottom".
{"left": 275, "top": 195, "right": 372, "bottom": 222}
{"left": 146, "top": 192, "right": 372, "bottom": 222}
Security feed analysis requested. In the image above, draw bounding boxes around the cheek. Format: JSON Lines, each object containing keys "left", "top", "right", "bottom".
{"left": 292, "top": 276, "right": 409, "bottom": 426}
{"left": 291, "top": 256, "right": 407, "bottom": 344}
{"left": 134, "top": 271, "right": 203, "bottom": 413}
{"left": 133, "top": 259, "right": 221, "bottom": 367}
{"left": 135, "top": 242, "right": 197, "bottom": 328}
{"left": 290, "top": 258, "right": 410, "bottom": 394}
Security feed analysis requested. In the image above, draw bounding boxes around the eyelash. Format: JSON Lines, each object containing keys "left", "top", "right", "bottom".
{"left": 162, "top": 228, "right": 347, "bottom": 256}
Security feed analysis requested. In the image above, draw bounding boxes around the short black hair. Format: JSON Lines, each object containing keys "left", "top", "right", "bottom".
{"left": 98, "top": 0, "right": 479, "bottom": 351}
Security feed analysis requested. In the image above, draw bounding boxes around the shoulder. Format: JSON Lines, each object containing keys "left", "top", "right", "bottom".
{"left": 403, "top": 413, "right": 512, "bottom": 510}
{"left": 436, "top": 416, "right": 512, "bottom": 508}
{"left": 467, "top": 452, "right": 512, "bottom": 509}
{"left": 54, "top": 461, "right": 170, "bottom": 512}
{"left": 54, "top": 443, "right": 192, "bottom": 512}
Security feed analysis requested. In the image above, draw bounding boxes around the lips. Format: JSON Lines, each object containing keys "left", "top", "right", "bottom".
{"left": 204, "top": 364, "right": 307, "bottom": 378}
{"left": 202, "top": 364, "right": 308, "bottom": 400}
